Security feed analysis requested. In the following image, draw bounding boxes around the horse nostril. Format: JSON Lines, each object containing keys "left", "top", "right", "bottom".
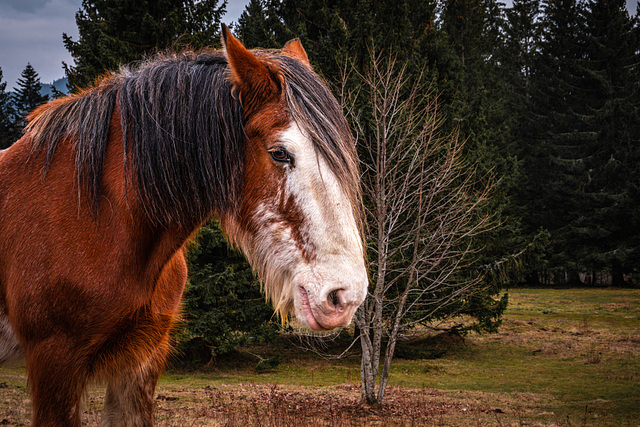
{"left": 315, "top": 289, "right": 358, "bottom": 329}
{"left": 328, "top": 289, "right": 343, "bottom": 309}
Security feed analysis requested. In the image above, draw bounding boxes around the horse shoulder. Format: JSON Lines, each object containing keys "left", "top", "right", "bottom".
{"left": 152, "top": 247, "right": 188, "bottom": 314}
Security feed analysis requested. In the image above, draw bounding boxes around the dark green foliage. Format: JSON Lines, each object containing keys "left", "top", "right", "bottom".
{"left": 515, "top": 0, "right": 640, "bottom": 285}
{"left": 502, "top": 0, "right": 541, "bottom": 99}
{"left": 254, "top": 354, "right": 282, "bottom": 371}
{"left": 0, "top": 68, "right": 17, "bottom": 148}
{"left": 63, "top": 0, "right": 227, "bottom": 90}
{"left": 577, "top": 0, "right": 640, "bottom": 285}
{"left": 438, "top": 0, "right": 525, "bottom": 302}
{"left": 236, "top": 0, "right": 281, "bottom": 48}
{"left": 526, "top": 0, "right": 590, "bottom": 281}
{"left": 500, "top": 0, "right": 550, "bottom": 284}
{"left": 12, "top": 64, "right": 49, "bottom": 133}
{"left": 178, "top": 221, "right": 280, "bottom": 365}
{"left": 237, "top": 0, "right": 442, "bottom": 81}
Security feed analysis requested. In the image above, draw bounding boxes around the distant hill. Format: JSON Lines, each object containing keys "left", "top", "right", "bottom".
{"left": 40, "top": 77, "right": 69, "bottom": 97}
{"left": 4, "top": 77, "right": 69, "bottom": 104}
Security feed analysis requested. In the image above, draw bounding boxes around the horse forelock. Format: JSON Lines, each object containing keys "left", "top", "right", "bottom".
{"left": 276, "top": 56, "right": 364, "bottom": 237}
{"left": 119, "top": 51, "right": 246, "bottom": 226}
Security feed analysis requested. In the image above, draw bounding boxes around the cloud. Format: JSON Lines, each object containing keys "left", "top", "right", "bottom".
{"left": 0, "top": 0, "right": 80, "bottom": 87}
{"left": 2, "top": 0, "right": 77, "bottom": 14}
{"left": 225, "top": 0, "right": 248, "bottom": 23}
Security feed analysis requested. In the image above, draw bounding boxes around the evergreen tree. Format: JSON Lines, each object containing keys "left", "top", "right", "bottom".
{"left": 179, "top": 222, "right": 280, "bottom": 365}
{"left": 441, "top": 0, "right": 490, "bottom": 67}
{"left": 440, "top": 0, "right": 526, "bottom": 289}
{"left": 522, "top": 0, "right": 640, "bottom": 285}
{"left": 0, "top": 67, "right": 17, "bottom": 148}
{"left": 63, "top": 0, "right": 227, "bottom": 89}
{"left": 501, "top": 0, "right": 548, "bottom": 283}
{"left": 236, "top": 0, "right": 281, "bottom": 48}
{"left": 502, "top": 0, "right": 541, "bottom": 99}
{"left": 523, "top": 0, "right": 590, "bottom": 284}
{"left": 238, "top": 0, "right": 442, "bottom": 81}
{"left": 12, "top": 63, "right": 49, "bottom": 133}
{"left": 577, "top": 0, "right": 640, "bottom": 285}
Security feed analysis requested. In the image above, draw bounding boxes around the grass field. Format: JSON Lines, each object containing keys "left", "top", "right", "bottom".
{"left": 1, "top": 288, "right": 639, "bottom": 426}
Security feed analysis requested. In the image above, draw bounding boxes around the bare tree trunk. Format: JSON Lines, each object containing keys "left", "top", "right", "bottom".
{"left": 358, "top": 321, "right": 377, "bottom": 404}
{"left": 340, "top": 50, "right": 493, "bottom": 407}
{"left": 359, "top": 271, "right": 387, "bottom": 404}
{"left": 376, "top": 293, "right": 407, "bottom": 403}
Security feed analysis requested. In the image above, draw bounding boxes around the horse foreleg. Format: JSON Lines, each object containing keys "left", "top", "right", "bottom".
{"left": 26, "top": 339, "right": 88, "bottom": 427}
{"left": 100, "top": 346, "right": 167, "bottom": 427}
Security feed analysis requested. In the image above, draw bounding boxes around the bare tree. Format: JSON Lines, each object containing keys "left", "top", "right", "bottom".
{"left": 340, "top": 52, "right": 494, "bottom": 405}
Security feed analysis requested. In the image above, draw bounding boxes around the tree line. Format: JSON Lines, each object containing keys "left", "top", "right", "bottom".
{"left": 0, "top": 0, "right": 638, "bottom": 405}
{"left": 0, "top": 64, "right": 50, "bottom": 149}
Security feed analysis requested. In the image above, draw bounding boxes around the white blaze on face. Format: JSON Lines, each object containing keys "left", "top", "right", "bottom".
{"left": 276, "top": 122, "right": 368, "bottom": 330}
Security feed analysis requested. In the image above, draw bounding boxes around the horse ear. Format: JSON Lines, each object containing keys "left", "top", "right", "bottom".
{"left": 282, "top": 39, "right": 311, "bottom": 68}
{"left": 221, "top": 24, "right": 280, "bottom": 111}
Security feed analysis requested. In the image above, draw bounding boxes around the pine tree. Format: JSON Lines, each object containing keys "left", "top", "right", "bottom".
{"left": 577, "top": 0, "right": 640, "bottom": 285}
{"left": 0, "top": 67, "right": 17, "bottom": 148}
{"left": 179, "top": 221, "right": 280, "bottom": 365}
{"left": 500, "top": 0, "right": 548, "bottom": 283}
{"left": 503, "top": 0, "right": 541, "bottom": 99}
{"left": 523, "top": 0, "right": 591, "bottom": 284}
{"left": 236, "top": 0, "right": 281, "bottom": 48}
{"left": 63, "top": 0, "right": 227, "bottom": 90}
{"left": 440, "top": 0, "right": 527, "bottom": 290}
{"left": 522, "top": 0, "right": 640, "bottom": 286}
{"left": 12, "top": 63, "right": 49, "bottom": 133}
{"left": 441, "top": 0, "right": 490, "bottom": 67}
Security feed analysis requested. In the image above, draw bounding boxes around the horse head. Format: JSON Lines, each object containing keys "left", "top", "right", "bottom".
{"left": 220, "top": 27, "right": 368, "bottom": 331}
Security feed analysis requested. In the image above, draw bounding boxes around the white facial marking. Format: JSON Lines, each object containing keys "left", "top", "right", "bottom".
{"left": 224, "top": 121, "right": 368, "bottom": 330}
{"left": 274, "top": 122, "right": 368, "bottom": 329}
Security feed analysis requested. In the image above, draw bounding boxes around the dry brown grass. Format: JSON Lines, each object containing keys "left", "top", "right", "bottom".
{"left": 1, "top": 288, "right": 639, "bottom": 426}
{"left": 0, "top": 364, "right": 570, "bottom": 426}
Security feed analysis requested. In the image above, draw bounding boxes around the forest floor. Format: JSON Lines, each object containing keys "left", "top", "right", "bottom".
{"left": 1, "top": 288, "right": 639, "bottom": 426}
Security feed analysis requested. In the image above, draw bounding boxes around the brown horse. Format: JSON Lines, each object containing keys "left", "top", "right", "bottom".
{"left": 0, "top": 26, "right": 367, "bottom": 426}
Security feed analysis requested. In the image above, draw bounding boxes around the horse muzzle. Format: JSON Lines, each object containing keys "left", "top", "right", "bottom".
{"left": 298, "top": 285, "right": 362, "bottom": 331}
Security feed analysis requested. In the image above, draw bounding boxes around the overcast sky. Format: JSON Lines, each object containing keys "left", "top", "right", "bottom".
{"left": 0, "top": 0, "right": 250, "bottom": 89}
{"left": 1, "top": 0, "right": 637, "bottom": 89}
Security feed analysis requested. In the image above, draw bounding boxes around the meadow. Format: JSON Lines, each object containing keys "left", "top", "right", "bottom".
{"left": 1, "top": 288, "right": 638, "bottom": 426}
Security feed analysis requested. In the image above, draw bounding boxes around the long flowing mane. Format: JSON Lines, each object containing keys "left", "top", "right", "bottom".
{"left": 24, "top": 50, "right": 360, "bottom": 229}
{"left": 26, "top": 50, "right": 245, "bottom": 226}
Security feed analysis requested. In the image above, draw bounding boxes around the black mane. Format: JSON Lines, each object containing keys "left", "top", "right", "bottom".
{"left": 28, "top": 51, "right": 245, "bottom": 226}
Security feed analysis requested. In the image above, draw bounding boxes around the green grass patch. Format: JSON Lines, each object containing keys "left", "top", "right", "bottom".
{"left": 1, "top": 288, "right": 639, "bottom": 425}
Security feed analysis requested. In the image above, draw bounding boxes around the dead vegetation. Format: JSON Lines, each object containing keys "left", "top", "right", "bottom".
{"left": 0, "top": 379, "right": 564, "bottom": 426}
{"left": 1, "top": 288, "right": 638, "bottom": 426}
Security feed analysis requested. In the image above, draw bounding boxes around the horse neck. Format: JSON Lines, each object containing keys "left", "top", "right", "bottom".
{"left": 104, "top": 106, "right": 201, "bottom": 280}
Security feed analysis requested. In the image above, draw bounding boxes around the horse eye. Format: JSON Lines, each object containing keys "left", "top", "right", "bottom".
{"left": 269, "top": 148, "right": 292, "bottom": 165}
